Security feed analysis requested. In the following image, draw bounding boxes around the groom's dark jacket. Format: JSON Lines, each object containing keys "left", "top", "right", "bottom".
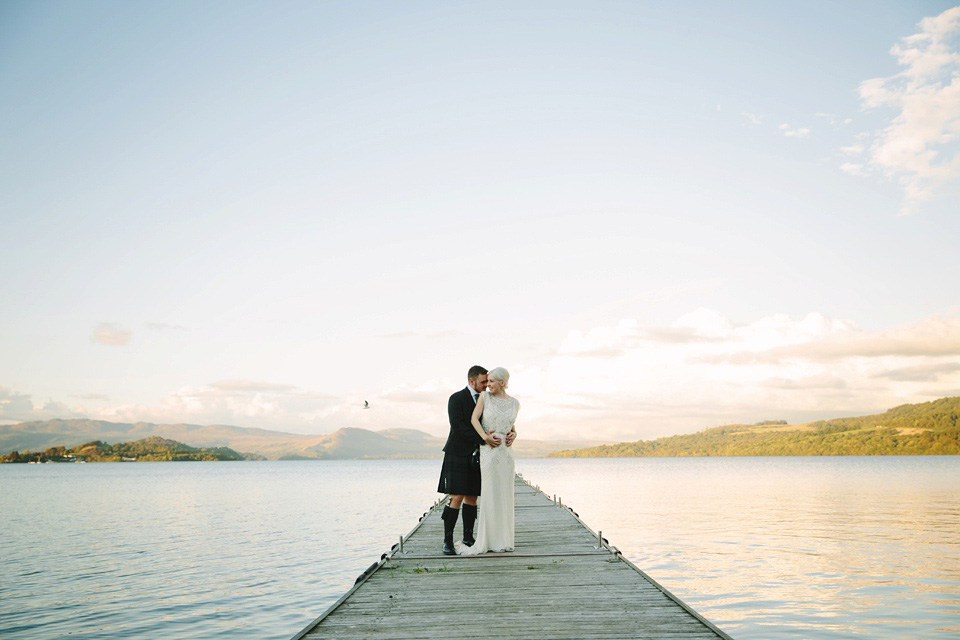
{"left": 443, "top": 387, "right": 485, "bottom": 456}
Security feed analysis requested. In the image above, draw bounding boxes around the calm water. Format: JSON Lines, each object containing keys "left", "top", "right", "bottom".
{"left": 1, "top": 457, "right": 958, "bottom": 639}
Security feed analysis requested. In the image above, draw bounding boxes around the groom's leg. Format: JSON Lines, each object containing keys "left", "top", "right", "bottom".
{"left": 461, "top": 499, "right": 478, "bottom": 546}
{"left": 442, "top": 497, "right": 462, "bottom": 555}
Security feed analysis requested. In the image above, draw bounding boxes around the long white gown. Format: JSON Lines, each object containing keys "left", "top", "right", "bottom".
{"left": 461, "top": 390, "right": 520, "bottom": 555}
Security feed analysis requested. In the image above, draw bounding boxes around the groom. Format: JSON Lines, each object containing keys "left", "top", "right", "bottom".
{"left": 438, "top": 365, "right": 515, "bottom": 555}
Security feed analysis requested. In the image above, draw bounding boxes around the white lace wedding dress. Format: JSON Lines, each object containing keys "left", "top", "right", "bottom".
{"left": 460, "top": 390, "right": 520, "bottom": 555}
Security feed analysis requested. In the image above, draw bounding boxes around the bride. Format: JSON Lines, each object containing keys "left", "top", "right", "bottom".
{"left": 460, "top": 367, "right": 520, "bottom": 554}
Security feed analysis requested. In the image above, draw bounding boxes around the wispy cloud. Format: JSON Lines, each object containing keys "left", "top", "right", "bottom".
{"left": 207, "top": 380, "right": 299, "bottom": 394}
{"left": 779, "top": 123, "right": 812, "bottom": 139}
{"left": 874, "top": 362, "right": 960, "bottom": 382}
{"left": 759, "top": 375, "right": 848, "bottom": 390}
{"left": 5, "top": 376, "right": 451, "bottom": 436}
{"left": 505, "top": 309, "right": 960, "bottom": 440}
{"left": 92, "top": 323, "right": 131, "bottom": 346}
{"left": 378, "top": 330, "right": 464, "bottom": 339}
{"left": 0, "top": 387, "right": 34, "bottom": 421}
{"left": 840, "top": 162, "right": 869, "bottom": 177}
{"left": 0, "top": 387, "right": 89, "bottom": 423}
{"left": 743, "top": 314, "right": 960, "bottom": 362}
{"left": 815, "top": 112, "right": 853, "bottom": 126}
{"left": 852, "top": 6, "right": 960, "bottom": 214}
{"left": 93, "top": 379, "right": 336, "bottom": 428}
{"left": 72, "top": 393, "right": 110, "bottom": 401}
{"left": 12, "top": 310, "right": 960, "bottom": 441}
{"left": 146, "top": 322, "right": 189, "bottom": 332}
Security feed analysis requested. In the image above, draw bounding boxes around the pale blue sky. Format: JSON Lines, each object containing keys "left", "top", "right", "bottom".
{"left": 2, "top": 1, "right": 959, "bottom": 441}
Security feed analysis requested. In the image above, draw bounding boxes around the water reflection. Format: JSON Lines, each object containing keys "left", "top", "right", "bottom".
{"left": 0, "top": 461, "right": 443, "bottom": 639}
{"left": 519, "top": 456, "right": 960, "bottom": 639}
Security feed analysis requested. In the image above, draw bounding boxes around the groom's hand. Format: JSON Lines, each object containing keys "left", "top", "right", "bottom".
{"left": 487, "top": 433, "right": 502, "bottom": 448}
{"left": 505, "top": 430, "right": 516, "bottom": 447}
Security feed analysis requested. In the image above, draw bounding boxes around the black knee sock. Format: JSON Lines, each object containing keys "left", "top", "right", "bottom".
{"left": 461, "top": 503, "right": 477, "bottom": 533}
{"left": 442, "top": 505, "right": 459, "bottom": 538}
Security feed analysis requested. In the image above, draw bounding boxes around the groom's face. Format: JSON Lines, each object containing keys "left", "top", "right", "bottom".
{"left": 469, "top": 374, "right": 489, "bottom": 393}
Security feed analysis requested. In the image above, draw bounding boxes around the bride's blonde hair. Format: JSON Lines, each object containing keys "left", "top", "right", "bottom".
{"left": 488, "top": 367, "right": 510, "bottom": 389}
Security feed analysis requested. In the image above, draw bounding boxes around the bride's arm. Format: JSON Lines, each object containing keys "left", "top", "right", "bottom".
{"left": 505, "top": 398, "right": 519, "bottom": 446}
{"left": 471, "top": 394, "right": 499, "bottom": 447}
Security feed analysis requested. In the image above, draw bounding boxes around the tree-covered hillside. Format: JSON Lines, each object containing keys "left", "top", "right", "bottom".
{"left": 0, "top": 436, "right": 259, "bottom": 463}
{"left": 549, "top": 397, "right": 960, "bottom": 458}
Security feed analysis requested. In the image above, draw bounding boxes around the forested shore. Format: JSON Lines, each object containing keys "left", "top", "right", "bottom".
{"left": 0, "top": 436, "right": 261, "bottom": 463}
{"left": 550, "top": 397, "right": 960, "bottom": 458}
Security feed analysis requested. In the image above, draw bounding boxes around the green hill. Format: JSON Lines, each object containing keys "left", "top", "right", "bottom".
{"left": 0, "top": 436, "right": 259, "bottom": 463}
{"left": 549, "top": 397, "right": 960, "bottom": 458}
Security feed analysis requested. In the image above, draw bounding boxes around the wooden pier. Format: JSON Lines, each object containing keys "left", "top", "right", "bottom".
{"left": 293, "top": 474, "right": 733, "bottom": 639}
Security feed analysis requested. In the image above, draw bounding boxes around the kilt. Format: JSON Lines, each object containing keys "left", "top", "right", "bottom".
{"left": 437, "top": 449, "right": 481, "bottom": 496}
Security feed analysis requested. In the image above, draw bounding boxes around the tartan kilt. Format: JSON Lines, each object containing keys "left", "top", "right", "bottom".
{"left": 437, "top": 449, "right": 481, "bottom": 496}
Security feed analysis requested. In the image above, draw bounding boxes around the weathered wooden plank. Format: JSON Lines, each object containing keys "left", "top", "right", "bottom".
{"left": 293, "top": 475, "right": 733, "bottom": 640}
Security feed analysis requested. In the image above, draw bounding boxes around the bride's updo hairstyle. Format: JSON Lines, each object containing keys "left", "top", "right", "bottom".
{"left": 488, "top": 367, "right": 510, "bottom": 389}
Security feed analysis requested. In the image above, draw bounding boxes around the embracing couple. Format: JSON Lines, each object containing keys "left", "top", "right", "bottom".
{"left": 437, "top": 365, "right": 520, "bottom": 556}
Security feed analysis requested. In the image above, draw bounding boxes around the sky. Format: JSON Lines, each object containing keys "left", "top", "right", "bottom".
{"left": 2, "top": 1, "right": 959, "bottom": 443}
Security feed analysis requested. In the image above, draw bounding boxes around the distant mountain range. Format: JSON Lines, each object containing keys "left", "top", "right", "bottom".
{"left": 550, "top": 397, "right": 960, "bottom": 457}
{"left": 11, "top": 397, "right": 956, "bottom": 460}
{"left": 0, "top": 419, "right": 606, "bottom": 460}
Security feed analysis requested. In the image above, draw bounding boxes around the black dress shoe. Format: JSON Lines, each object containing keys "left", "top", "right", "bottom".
{"left": 462, "top": 536, "right": 475, "bottom": 547}
{"left": 442, "top": 538, "right": 457, "bottom": 555}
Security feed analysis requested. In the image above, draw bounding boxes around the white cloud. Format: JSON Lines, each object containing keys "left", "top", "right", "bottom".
{"left": 10, "top": 311, "right": 960, "bottom": 443}
{"left": 780, "top": 123, "right": 812, "bottom": 139}
{"left": 742, "top": 111, "right": 763, "bottom": 126}
{"left": 875, "top": 362, "right": 960, "bottom": 382}
{"left": 0, "top": 387, "right": 89, "bottom": 424}
{"left": 207, "top": 380, "right": 299, "bottom": 394}
{"left": 840, "top": 162, "right": 869, "bottom": 177}
{"left": 4, "top": 374, "right": 455, "bottom": 437}
{"left": 744, "top": 313, "right": 960, "bottom": 361}
{"left": 90, "top": 379, "right": 446, "bottom": 436}
{"left": 146, "top": 322, "right": 189, "bottom": 332}
{"left": 854, "top": 6, "right": 960, "bottom": 214}
{"left": 157, "top": 381, "right": 327, "bottom": 422}
{"left": 378, "top": 330, "right": 464, "bottom": 339}
{"left": 507, "top": 309, "right": 960, "bottom": 442}
{"left": 72, "top": 393, "right": 110, "bottom": 401}
{"left": 0, "top": 387, "right": 35, "bottom": 421}
{"left": 815, "top": 112, "right": 849, "bottom": 126}
{"left": 92, "top": 323, "right": 131, "bottom": 346}
{"left": 84, "top": 379, "right": 320, "bottom": 428}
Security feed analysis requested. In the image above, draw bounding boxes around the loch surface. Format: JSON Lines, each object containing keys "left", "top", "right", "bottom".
{"left": 1, "top": 456, "right": 958, "bottom": 639}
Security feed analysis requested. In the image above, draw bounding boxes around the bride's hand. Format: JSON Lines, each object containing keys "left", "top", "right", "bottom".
{"left": 486, "top": 433, "right": 502, "bottom": 448}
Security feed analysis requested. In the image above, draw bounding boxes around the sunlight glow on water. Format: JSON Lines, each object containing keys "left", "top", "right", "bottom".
{"left": 518, "top": 457, "right": 960, "bottom": 640}
{"left": 2, "top": 457, "right": 959, "bottom": 639}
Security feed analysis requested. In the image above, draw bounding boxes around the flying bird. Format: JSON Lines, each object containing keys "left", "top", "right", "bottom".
{"left": 363, "top": 400, "right": 369, "bottom": 409}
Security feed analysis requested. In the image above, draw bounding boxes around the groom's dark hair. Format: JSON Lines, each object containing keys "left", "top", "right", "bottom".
{"left": 467, "top": 365, "right": 488, "bottom": 380}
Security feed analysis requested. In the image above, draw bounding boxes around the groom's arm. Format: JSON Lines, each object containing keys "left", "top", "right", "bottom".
{"left": 505, "top": 428, "right": 516, "bottom": 447}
